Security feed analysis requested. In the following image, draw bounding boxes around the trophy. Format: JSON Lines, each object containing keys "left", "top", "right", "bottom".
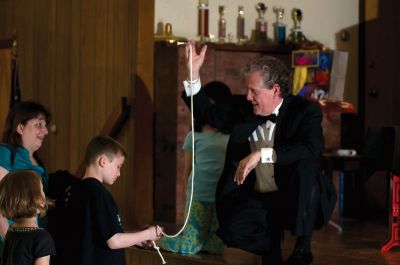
{"left": 255, "top": 2, "right": 267, "bottom": 33}
{"left": 289, "top": 8, "right": 306, "bottom": 43}
{"left": 236, "top": 6, "right": 245, "bottom": 43}
{"left": 249, "top": 2, "right": 268, "bottom": 43}
{"left": 218, "top": 5, "right": 226, "bottom": 43}
{"left": 273, "top": 6, "right": 286, "bottom": 45}
{"left": 198, "top": 0, "right": 209, "bottom": 42}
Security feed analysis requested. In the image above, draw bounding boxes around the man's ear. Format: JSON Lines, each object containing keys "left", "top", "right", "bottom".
{"left": 273, "top": 84, "right": 281, "bottom": 97}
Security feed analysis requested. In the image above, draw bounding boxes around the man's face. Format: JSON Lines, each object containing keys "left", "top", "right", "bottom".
{"left": 244, "top": 70, "right": 280, "bottom": 116}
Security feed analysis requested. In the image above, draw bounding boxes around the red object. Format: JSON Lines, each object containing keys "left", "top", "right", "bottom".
{"left": 198, "top": 7, "right": 209, "bottom": 37}
{"left": 315, "top": 69, "right": 330, "bottom": 86}
{"left": 317, "top": 99, "right": 356, "bottom": 114}
{"left": 381, "top": 175, "right": 400, "bottom": 252}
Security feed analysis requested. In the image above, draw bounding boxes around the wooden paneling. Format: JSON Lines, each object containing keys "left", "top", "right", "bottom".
{"left": 0, "top": 44, "right": 11, "bottom": 134}
{"left": 131, "top": 0, "right": 155, "bottom": 226}
{"left": 0, "top": 0, "right": 155, "bottom": 230}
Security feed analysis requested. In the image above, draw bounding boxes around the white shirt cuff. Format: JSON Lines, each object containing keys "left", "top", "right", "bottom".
{"left": 183, "top": 79, "right": 202, "bottom": 96}
{"left": 261, "top": 148, "right": 275, "bottom": 163}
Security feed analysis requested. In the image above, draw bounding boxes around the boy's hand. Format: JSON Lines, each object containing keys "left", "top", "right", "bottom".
{"left": 185, "top": 40, "right": 207, "bottom": 81}
{"left": 135, "top": 240, "right": 153, "bottom": 249}
{"left": 146, "top": 225, "right": 163, "bottom": 241}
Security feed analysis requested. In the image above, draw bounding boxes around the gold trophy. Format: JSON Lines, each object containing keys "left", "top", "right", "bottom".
{"left": 218, "top": 5, "right": 226, "bottom": 43}
{"left": 288, "top": 8, "right": 305, "bottom": 44}
{"left": 237, "top": 6, "right": 245, "bottom": 43}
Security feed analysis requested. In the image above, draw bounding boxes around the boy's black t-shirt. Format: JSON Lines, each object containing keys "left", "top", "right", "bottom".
{"left": 60, "top": 178, "right": 125, "bottom": 265}
{"left": 1, "top": 228, "right": 56, "bottom": 265}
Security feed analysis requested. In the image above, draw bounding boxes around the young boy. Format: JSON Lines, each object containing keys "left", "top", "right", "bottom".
{"left": 57, "top": 136, "right": 161, "bottom": 265}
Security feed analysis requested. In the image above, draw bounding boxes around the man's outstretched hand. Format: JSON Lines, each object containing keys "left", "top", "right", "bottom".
{"left": 185, "top": 40, "right": 207, "bottom": 81}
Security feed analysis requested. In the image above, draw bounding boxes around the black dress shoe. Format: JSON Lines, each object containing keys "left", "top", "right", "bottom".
{"left": 283, "top": 249, "right": 313, "bottom": 265}
{"left": 261, "top": 241, "right": 283, "bottom": 265}
{"left": 262, "top": 253, "right": 283, "bottom": 265}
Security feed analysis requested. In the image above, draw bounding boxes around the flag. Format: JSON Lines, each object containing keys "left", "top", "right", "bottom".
{"left": 10, "top": 57, "right": 21, "bottom": 108}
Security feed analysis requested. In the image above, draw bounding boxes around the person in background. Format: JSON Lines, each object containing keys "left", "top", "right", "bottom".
{"left": 0, "top": 170, "right": 56, "bottom": 265}
{"left": 159, "top": 81, "right": 232, "bottom": 255}
{"left": 56, "top": 136, "right": 162, "bottom": 265}
{"left": 0, "top": 101, "right": 51, "bottom": 240}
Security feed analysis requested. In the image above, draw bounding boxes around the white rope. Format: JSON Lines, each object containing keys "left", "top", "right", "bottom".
{"left": 157, "top": 44, "right": 195, "bottom": 239}
{"left": 154, "top": 44, "right": 196, "bottom": 263}
{"left": 152, "top": 240, "right": 167, "bottom": 264}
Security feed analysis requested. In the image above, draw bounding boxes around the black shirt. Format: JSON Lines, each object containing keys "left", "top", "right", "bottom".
{"left": 1, "top": 227, "right": 56, "bottom": 265}
{"left": 59, "top": 178, "right": 125, "bottom": 265}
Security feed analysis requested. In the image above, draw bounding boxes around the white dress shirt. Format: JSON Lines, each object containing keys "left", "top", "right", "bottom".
{"left": 184, "top": 79, "right": 283, "bottom": 192}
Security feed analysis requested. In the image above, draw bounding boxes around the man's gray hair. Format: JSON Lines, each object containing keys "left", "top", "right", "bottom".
{"left": 242, "top": 56, "right": 292, "bottom": 98}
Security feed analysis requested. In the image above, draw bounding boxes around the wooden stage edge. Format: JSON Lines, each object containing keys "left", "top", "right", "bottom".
{"left": 126, "top": 246, "right": 261, "bottom": 265}
{"left": 125, "top": 217, "right": 400, "bottom": 265}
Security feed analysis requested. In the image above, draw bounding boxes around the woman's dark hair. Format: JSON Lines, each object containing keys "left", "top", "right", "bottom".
{"left": 194, "top": 81, "right": 232, "bottom": 132}
{"left": 2, "top": 101, "right": 51, "bottom": 146}
{"left": 1, "top": 101, "right": 51, "bottom": 167}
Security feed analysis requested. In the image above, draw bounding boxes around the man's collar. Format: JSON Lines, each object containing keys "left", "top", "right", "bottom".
{"left": 272, "top": 99, "right": 284, "bottom": 116}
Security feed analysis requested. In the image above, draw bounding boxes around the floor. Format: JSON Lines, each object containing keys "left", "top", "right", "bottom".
{"left": 127, "top": 216, "right": 400, "bottom": 265}
{"left": 280, "top": 217, "right": 400, "bottom": 265}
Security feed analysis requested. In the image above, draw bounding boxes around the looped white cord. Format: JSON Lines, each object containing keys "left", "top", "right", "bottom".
{"left": 152, "top": 240, "right": 167, "bottom": 264}
{"left": 157, "top": 44, "right": 195, "bottom": 240}
{"left": 153, "top": 44, "right": 197, "bottom": 265}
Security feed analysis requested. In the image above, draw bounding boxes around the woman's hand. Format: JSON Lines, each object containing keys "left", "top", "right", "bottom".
{"left": 185, "top": 40, "right": 207, "bottom": 81}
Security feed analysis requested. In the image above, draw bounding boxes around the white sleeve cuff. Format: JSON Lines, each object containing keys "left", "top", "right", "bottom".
{"left": 183, "top": 79, "right": 202, "bottom": 96}
{"left": 261, "top": 148, "right": 275, "bottom": 163}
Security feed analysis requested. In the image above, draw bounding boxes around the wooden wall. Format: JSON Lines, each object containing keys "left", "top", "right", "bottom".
{"left": 0, "top": 0, "right": 155, "bottom": 229}
{"left": 0, "top": 41, "right": 12, "bottom": 135}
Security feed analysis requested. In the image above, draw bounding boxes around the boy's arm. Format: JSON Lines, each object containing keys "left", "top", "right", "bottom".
{"left": 34, "top": 256, "right": 50, "bottom": 265}
{"left": 106, "top": 226, "right": 161, "bottom": 249}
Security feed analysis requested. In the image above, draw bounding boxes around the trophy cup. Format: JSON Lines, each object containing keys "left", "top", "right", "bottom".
{"left": 218, "top": 5, "right": 226, "bottom": 43}
{"left": 289, "top": 8, "right": 305, "bottom": 43}
{"left": 198, "top": 0, "right": 209, "bottom": 42}
{"left": 249, "top": 2, "right": 268, "bottom": 43}
{"left": 273, "top": 6, "right": 286, "bottom": 45}
{"left": 236, "top": 6, "right": 245, "bottom": 43}
{"left": 255, "top": 2, "right": 267, "bottom": 33}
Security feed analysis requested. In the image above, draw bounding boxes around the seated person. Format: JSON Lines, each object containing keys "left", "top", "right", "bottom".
{"left": 159, "top": 81, "right": 231, "bottom": 255}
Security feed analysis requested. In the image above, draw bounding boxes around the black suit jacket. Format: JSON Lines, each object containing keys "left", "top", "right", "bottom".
{"left": 183, "top": 90, "right": 336, "bottom": 255}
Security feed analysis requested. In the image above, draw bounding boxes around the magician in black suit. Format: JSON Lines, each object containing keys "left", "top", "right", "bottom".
{"left": 182, "top": 41, "right": 336, "bottom": 265}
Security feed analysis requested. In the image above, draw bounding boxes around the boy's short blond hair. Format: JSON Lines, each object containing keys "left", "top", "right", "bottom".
{"left": 0, "top": 170, "right": 50, "bottom": 221}
{"left": 84, "top": 136, "right": 126, "bottom": 166}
